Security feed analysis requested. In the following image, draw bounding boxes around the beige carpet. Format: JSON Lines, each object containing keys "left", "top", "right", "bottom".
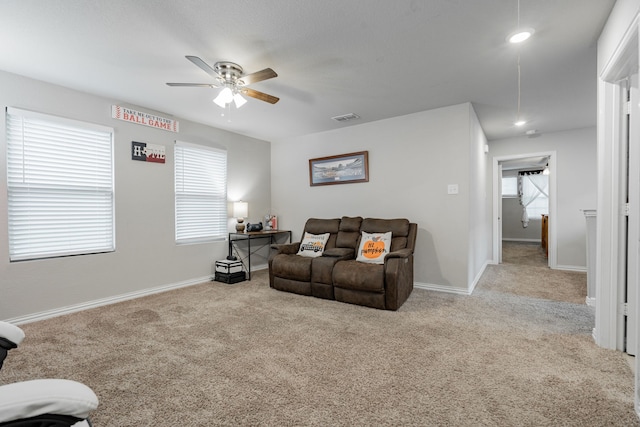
{"left": 486, "top": 241, "right": 587, "bottom": 304}
{"left": 0, "top": 251, "right": 637, "bottom": 426}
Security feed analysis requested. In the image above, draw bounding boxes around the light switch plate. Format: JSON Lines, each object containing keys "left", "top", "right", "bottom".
{"left": 448, "top": 184, "right": 459, "bottom": 195}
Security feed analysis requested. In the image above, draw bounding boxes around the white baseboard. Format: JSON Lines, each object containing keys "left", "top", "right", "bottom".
{"left": 554, "top": 265, "right": 587, "bottom": 273}
{"left": 502, "top": 238, "right": 542, "bottom": 243}
{"left": 467, "top": 261, "right": 490, "bottom": 294}
{"left": 3, "top": 276, "right": 211, "bottom": 325}
{"left": 414, "top": 261, "right": 489, "bottom": 296}
{"left": 414, "top": 282, "right": 471, "bottom": 296}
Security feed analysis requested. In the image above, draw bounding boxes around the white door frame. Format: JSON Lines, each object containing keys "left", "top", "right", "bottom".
{"left": 498, "top": 164, "right": 503, "bottom": 264}
{"left": 492, "top": 151, "right": 557, "bottom": 268}
{"left": 595, "top": 15, "right": 639, "bottom": 352}
{"left": 628, "top": 73, "right": 639, "bottom": 357}
{"left": 595, "top": 10, "right": 640, "bottom": 416}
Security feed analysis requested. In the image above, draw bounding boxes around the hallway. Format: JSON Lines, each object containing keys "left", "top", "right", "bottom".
{"left": 483, "top": 241, "right": 587, "bottom": 305}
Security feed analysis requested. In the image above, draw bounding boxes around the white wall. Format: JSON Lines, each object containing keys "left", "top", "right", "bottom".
{"left": 598, "top": 0, "right": 640, "bottom": 77}
{"left": 489, "top": 127, "right": 597, "bottom": 269}
{"left": 468, "top": 107, "right": 492, "bottom": 287}
{"left": 271, "top": 102, "right": 492, "bottom": 292}
{"left": 0, "top": 71, "right": 271, "bottom": 321}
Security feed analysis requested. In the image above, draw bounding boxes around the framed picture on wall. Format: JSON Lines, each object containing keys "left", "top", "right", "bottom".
{"left": 309, "top": 151, "right": 369, "bottom": 186}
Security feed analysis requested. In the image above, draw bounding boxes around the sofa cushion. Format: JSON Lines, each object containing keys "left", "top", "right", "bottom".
{"left": 355, "top": 231, "right": 391, "bottom": 264}
{"left": 303, "top": 218, "right": 341, "bottom": 250}
{"left": 333, "top": 260, "right": 385, "bottom": 292}
{"left": 336, "top": 216, "right": 363, "bottom": 249}
{"left": 297, "top": 232, "right": 330, "bottom": 257}
{"left": 271, "top": 254, "right": 313, "bottom": 281}
{"left": 361, "top": 218, "right": 410, "bottom": 252}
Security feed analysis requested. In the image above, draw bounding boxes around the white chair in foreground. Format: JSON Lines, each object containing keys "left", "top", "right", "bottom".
{"left": 0, "top": 321, "right": 99, "bottom": 427}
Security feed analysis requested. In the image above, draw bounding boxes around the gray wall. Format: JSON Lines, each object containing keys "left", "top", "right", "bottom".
{"left": 271, "top": 103, "right": 492, "bottom": 292}
{"left": 502, "top": 198, "right": 542, "bottom": 241}
{"left": 489, "top": 127, "right": 597, "bottom": 269}
{"left": 0, "top": 71, "right": 271, "bottom": 320}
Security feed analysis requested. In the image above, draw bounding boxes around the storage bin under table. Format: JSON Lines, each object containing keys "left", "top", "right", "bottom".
{"left": 214, "top": 260, "right": 246, "bottom": 284}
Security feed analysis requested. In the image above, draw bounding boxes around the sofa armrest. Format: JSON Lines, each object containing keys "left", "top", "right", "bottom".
{"left": 0, "top": 322, "right": 25, "bottom": 348}
{"left": 384, "top": 252, "right": 414, "bottom": 310}
{"left": 271, "top": 242, "right": 301, "bottom": 255}
{"left": 0, "top": 379, "right": 99, "bottom": 423}
{"left": 322, "top": 248, "right": 355, "bottom": 259}
{"left": 385, "top": 248, "right": 412, "bottom": 260}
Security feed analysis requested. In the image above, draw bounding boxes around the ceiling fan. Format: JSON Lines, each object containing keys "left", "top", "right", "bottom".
{"left": 167, "top": 56, "right": 279, "bottom": 108}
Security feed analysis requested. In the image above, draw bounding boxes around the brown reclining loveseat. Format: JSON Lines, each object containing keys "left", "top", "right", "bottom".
{"left": 268, "top": 216, "right": 417, "bottom": 310}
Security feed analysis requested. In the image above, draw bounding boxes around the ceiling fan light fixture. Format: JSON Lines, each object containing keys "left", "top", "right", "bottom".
{"left": 233, "top": 92, "right": 247, "bottom": 108}
{"left": 213, "top": 87, "right": 234, "bottom": 108}
{"left": 170, "top": 56, "right": 279, "bottom": 107}
{"left": 507, "top": 28, "right": 534, "bottom": 44}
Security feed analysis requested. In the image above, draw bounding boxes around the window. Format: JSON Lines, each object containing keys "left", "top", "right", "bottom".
{"left": 501, "top": 176, "right": 518, "bottom": 197}
{"left": 174, "top": 141, "right": 227, "bottom": 243}
{"left": 6, "top": 107, "right": 114, "bottom": 261}
{"left": 520, "top": 173, "right": 549, "bottom": 219}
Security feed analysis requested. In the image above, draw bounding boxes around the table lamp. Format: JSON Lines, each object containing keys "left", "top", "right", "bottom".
{"left": 233, "top": 201, "right": 248, "bottom": 232}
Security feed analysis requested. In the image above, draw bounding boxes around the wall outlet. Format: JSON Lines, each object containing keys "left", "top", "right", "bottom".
{"left": 447, "top": 184, "right": 459, "bottom": 195}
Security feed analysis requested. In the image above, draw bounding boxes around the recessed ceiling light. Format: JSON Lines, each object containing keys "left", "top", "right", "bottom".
{"left": 507, "top": 28, "right": 535, "bottom": 44}
{"left": 514, "top": 120, "right": 527, "bottom": 127}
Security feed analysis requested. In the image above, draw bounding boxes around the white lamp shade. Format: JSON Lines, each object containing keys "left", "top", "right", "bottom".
{"left": 214, "top": 87, "right": 234, "bottom": 108}
{"left": 233, "top": 201, "right": 248, "bottom": 218}
{"left": 233, "top": 93, "right": 247, "bottom": 108}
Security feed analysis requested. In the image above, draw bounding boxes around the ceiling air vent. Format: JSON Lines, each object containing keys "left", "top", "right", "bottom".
{"left": 331, "top": 113, "right": 360, "bottom": 122}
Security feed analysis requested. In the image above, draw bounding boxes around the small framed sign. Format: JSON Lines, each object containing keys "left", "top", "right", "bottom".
{"left": 132, "top": 141, "right": 166, "bottom": 163}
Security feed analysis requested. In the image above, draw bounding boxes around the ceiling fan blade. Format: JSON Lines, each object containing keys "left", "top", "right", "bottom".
{"left": 242, "top": 88, "right": 279, "bottom": 104}
{"left": 239, "top": 68, "right": 277, "bottom": 86}
{"left": 185, "top": 55, "right": 219, "bottom": 79}
{"left": 166, "top": 83, "right": 219, "bottom": 88}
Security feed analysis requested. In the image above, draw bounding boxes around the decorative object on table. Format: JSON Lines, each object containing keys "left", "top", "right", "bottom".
{"left": 246, "top": 222, "right": 263, "bottom": 232}
{"left": 233, "top": 201, "right": 248, "bottom": 232}
{"left": 264, "top": 215, "right": 277, "bottom": 230}
{"left": 214, "top": 259, "right": 245, "bottom": 284}
{"left": 309, "top": 151, "right": 369, "bottom": 186}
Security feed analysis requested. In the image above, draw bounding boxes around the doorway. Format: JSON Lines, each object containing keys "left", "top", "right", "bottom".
{"left": 492, "top": 152, "right": 557, "bottom": 269}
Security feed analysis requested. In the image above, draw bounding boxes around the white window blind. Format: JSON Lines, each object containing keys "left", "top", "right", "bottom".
{"left": 501, "top": 176, "right": 518, "bottom": 197}
{"left": 6, "top": 107, "right": 115, "bottom": 261}
{"left": 175, "top": 141, "right": 227, "bottom": 243}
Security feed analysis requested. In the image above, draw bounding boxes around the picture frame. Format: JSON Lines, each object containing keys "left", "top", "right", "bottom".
{"left": 309, "top": 151, "right": 369, "bottom": 186}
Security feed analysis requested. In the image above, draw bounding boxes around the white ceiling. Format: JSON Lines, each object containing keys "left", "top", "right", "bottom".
{"left": 0, "top": 0, "right": 615, "bottom": 142}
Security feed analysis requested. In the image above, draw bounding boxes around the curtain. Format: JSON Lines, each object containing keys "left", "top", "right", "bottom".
{"left": 518, "top": 170, "right": 548, "bottom": 228}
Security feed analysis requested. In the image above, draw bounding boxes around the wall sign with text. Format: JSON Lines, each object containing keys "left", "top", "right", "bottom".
{"left": 112, "top": 105, "right": 179, "bottom": 133}
{"left": 132, "top": 141, "right": 166, "bottom": 163}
